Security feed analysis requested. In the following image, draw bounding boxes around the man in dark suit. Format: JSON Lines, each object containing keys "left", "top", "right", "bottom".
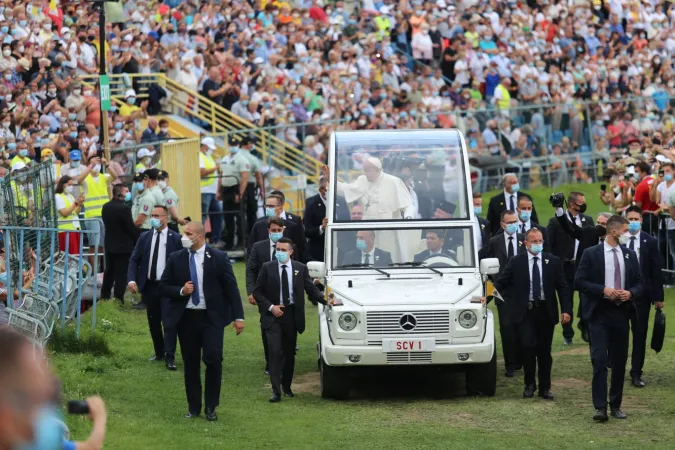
{"left": 472, "top": 192, "right": 490, "bottom": 251}
{"left": 247, "top": 193, "right": 307, "bottom": 262}
{"left": 481, "top": 210, "right": 526, "bottom": 377}
{"left": 252, "top": 237, "right": 326, "bottom": 402}
{"left": 246, "top": 217, "right": 285, "bottom": 375}
{"left": 486, "top": 173, "right": 538, "bottom": 235}
{"left": 342, "top": 230, "right": 393, "bottom": 267}
{"left": 547, "top": 191, "right": 595, "bottom": 345}
{"left": 575, "top": 215, "right": 644, "bottom": 422}
{"left": 414, "top": 230, "right": 454, "bottom": 262}
{"left": 160, "top": 222, "right": 245, "bottom": 421}
{"left": 515, "top": 196, "right": 549, "bottom": 252}
{"left": 625, "top": 206, "right": 664, "bottom": 388}
{"left": 127, "top": 205, "right": 182, "bottom": 370}
{"left": 494, "top": 228, "right": 571, "bottom": 400}
{"left": 304, "top": 178, "right": 350, "bottom": 262}
{"left": 101, "top": 184, "right": 139, "bottom": 303}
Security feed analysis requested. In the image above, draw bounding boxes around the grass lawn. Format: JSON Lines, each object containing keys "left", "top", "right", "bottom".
{"left": 52, "top": 182, "right": 675, "bottom": 449}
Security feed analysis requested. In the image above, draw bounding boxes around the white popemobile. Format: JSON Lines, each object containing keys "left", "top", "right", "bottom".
{"left": 308, "top": 130, "right": 500, "bottom": 400}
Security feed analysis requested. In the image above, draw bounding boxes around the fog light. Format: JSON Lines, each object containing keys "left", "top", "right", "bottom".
{"left": 348, "top": 355, "right": 361, "bottom": 363}
{"left": 457, "top": 353, "right": 470, "bottom": 361}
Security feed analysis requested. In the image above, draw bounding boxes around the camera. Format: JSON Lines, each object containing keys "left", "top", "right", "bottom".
{"left": 549, "top": 192, "right": 565, "bottom": 208}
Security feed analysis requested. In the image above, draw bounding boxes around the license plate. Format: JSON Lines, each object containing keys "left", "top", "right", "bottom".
{"left": 382, "top": 338, "right": 436, "bottom": 352}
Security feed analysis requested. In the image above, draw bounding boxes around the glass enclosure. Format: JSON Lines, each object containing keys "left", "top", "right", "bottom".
{"left": 331, "top": 130, "right": 470, "bottom": 222}
{"left": 330, "top": 227, "right": 476, "bottom": 270}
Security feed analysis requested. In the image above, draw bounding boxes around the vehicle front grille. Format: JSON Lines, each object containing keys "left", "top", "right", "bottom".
{"left": 366, "top": 310, "right": 450, "bottom": 335}
{"left": 386, "top": 352, "right": 433, "bottom": 364}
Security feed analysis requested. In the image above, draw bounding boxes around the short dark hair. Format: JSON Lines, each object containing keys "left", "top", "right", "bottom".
{"left": 112, "top": 184, "right": 127, "bottom": 198}
{"left": 606, "top": 214, "right": 629, "bottom": 232}
{"left": 517, "top": 196, "right": 533, "bottom": 207}
{"left": 276, "top": 237, "right": 294, "bottom": 247}
{"left": 500, "top": 210, "right": 517, "bottom": 221}
{"left": 526, "top": 228, "right": 543, "bottom": 239}
{"left": 270, "top": 190, "right": 286, "bottom": 203}
{"left": 153, "top": 205, "right": 168, "bottom": 213}
{"left": 636, "top": 162, "right": 651, "bottom": 175}
{"left": 662, "top": 163, "right": 675, "bottom": 171}
{"left": 625, "top": 205, "right": 642, "bottom": 216}
{"left": 267, "top": 217, "right": 285, "bottom": 229}
{"left": 472, "top": 192, "right": 481, "bottom": 199}
{"left": 568, "top": 191, "right": 584, "bottom": 205}
{"left": 266, "top": 194, "right": 283, "bottom": 207}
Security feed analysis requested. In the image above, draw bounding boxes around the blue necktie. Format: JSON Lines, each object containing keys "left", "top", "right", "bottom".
{"left": 189, "top": 251, "right": 200, "bottom": 306}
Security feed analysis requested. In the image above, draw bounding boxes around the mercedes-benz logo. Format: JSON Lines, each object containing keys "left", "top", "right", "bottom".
{"left": 399, "top": 313, "right": 417, "bottom": 331}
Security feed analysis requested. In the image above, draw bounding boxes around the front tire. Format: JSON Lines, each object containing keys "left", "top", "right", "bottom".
{"left": 319, "top": 355, "right": 350, "bottom": 400}
{"left": 465, "top": 342, "right": 497, "bottom": 397}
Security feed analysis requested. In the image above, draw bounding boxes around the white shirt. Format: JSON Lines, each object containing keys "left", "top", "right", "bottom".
{"left": 184, "top": 245, "right": 206, "bottom": 310}
{"left": 504, "top": 190, "right": 517, "bottom": 211}
{"left": 269, "top": 239, "right": 277, "bottom": 260}
{"left": 658, "top": 180, "right": 675, "bottom": 230}
{"left": 628, "top": 233, "right": 641, "bottom": 261}
{"left": 361, "top": 249, "right": 375, "bottom": 265}
{"left": 604, "top": 242, "right": 625, "bottom": 291}
{"left": 474, "top": 218, "right": 483, "bottom": 249}
{"left": 148, "top": 227, "right": 168, "bottom": 280}
{"left": 519, "top": 220, "right": 532, "bottom": 234}
{"left": 567, "top": 212, "right": 581, "bottom": 259}
{"left": 504, "top": 233, "right": 518, "bottom": 256}
{"left": 528, "top": 251, "right": 545, "bottom": 300}
{"left": 277, "top": 261, "right": 294, "bottom": 306}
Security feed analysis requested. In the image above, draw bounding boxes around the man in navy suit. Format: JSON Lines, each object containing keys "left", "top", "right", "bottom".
{"left": 304, "top": 177, "right": 350, "bottom": 262}
{"left": 625, "top": 206, "right": 664, "bottom": 388}
{"left": 494, "top": 228, "right": 571, "bottom": 400}
{"left": 575, "top": 215, "right": 644, "bottom": 422}
{"left": 128, "top": 205, "right": 182, "bottom": 370}
{"left": 342, "top": 230, "right": 393, "bottom": 267}
{"left": 160, "top": 222, "right": 245, "bottom": 421}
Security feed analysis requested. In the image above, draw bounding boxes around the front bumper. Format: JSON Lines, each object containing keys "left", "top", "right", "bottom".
{"left": 320, "top": 310, "right": 495, "bottom": 366}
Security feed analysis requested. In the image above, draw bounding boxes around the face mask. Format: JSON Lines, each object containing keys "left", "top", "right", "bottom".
{"left": 124, "top": 192, "right": 132, "bottom": 202}
{"left": 510, "top": 183, "right": 520, "bottom": 193}
{"left": 143, "top": 157, "right": 151, "bottom": 165}
{"left": 65, "top": 185, "right": 74, "bottom": 194}
{"left": 2, "top": 49, "right": 9, "bottom": 57}
{"left": 275, "top": 250, "right": 290, "bottom": 263}
{"left": 181, "top": 235, "right": 193, "bottom": 249}
{"left": 519, "top": 210, "right": 531, "bottom": 222}
{"left": 618, "top": 232, "right": 630, "bottom": 246}
{"left": 73, "top": 89, "right": 81, "bottom": 96}
{"left": 114, "top": 122, "right": 123, "bottom": 130}
{"left": 577, "top": 203, "right": 587, "bottom": 214}
{"left": 230, "top": 146, "right": 239, "bottom": 154}
{"left": 266, "top": 231, "right": 283, "bottom": 245}
{"left": 529, "top": 243, "right": 543, "bottom": 254}
{"left": 356, "top": 239, "right": 367, "bottom": 251}
{"left": 19, "top": 20, "right": 27, "bottom": 27}
{"left": 628, "top": 221, "right": 641, "bottom": 234}
{"left": 158, "top": 181, "right": 167, "bottom": 190}
{"left": 91, "top": 164, "right": 101, "bottom": 173}
{"left": 69, "top": 132, "right": 78, "bottom": 139}
{"left": 18, "top": 149, "right": 28, "bottom": 157}
{"left": 665, "top": 174, "right": 673, "bottom": 182}
{"left": 70, "top": 161, "right": 80, "bottom": 168}
{"left": 18, "top": 406, "right": 65, "bottom": 450}
{"left": 128, "top": 97, "right": 136, "bottom": 105}
{"left": 265, "top": 207, "right": 276, "bottom": 217}
{"left": 150, "top": 218, "right": 162, "bottom": 229}
{"left": 135, "top": 182, "right": 145, "bottom": 191}
{"left": 473, "top": 206, "right": 482, "bottom": 215}
{"left": 505, "top": 223, "right": 519, "bottom": 235}
{"left": 0, "top": 271, "right": 6, "bottom": 283}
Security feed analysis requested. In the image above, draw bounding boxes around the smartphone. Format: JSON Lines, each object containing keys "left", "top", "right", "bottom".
{"left": 184, "top": 216, "right": 191, "bottom": 222}
{"left": 67, "top": 400, "right": 90, "bottom": 415}
{"left": 659, "top": 171, "right": 665, "bottom": 178}
{"left": 600, "top": 184, "right": 607, "bottom": 191}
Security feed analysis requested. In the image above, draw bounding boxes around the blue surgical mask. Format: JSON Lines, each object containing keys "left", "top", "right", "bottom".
{"left": 519, "top": 210, "right": 531, "bottom": 222}
{"left": 511, "top": 183, "right": 520, "bottom": 193}
{"left": 628, "top": 221, "right": 641, "bottom": 234}
{"left": 114, "top": 122, "right": 122, "bottom": 130}
{"left": 70, "top": 161, "right": 80, "bottom": 168}
{"left": 473, "top": 206, "right": 482, "bottom": 215}
{"left": 265, "top": 207, "right": 276, "bottom": 217}
{"left": 150, "top": 218, "right": 161, "bottom": 229}
{"left": 270, "top": 232, "right": 283, "bottom": 243}
{"left": 69, "top": 132, "right": 78, "bottom": 139}
{"left": 665, "top": 174, "right": 673, "bottom": 182}
{"left": 505, "top": 223, "right": 519, "bottom": 235}
{"left": 18, "top": 406, "right": 65, "bottom": 450}
{"left": 0, "top": 271, "right": 7, "bottom": 283}
{"left": 19, "top": 20, "right": 27, "bottom": 27}
{"left": 135, "top": 182, "right": 145, "bottom": 191}
{"left": 7, "top": 142, "right": 15, "bottom": 150}
{"left": 356, "top": 239, "right": 367, "bottom": 251}
{"left": 124, "top": 192, "right": 132, "bottom": 202}
{"left": 127, "top": 97, "right": 136, "bottom": 105}
{"left": 275, "top": 250, "right": 290, "bottom": 263}
{"left": 230, "top": 146, "right": 239, "bottom": 154}
{"left": 529, "top": 243, "right": 543, "bottom": 254}
{"left": 18, "top": 149, "right": 28, "bottom": 157}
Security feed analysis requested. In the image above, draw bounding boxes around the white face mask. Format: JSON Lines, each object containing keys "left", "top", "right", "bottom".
{"left": 618, "top": 232, "right": 630, "bottom": 245}
{"left": 92, "top": 164, "right": 101, "bottom": 173}
{"left": 181, "top": 235, "right": 193, "bottom": 249}
{"left": 65, "top": 185, "right": 74, "bottom": 194}
{"left": 158, "top": 180, "right": 167, "bottom": 190}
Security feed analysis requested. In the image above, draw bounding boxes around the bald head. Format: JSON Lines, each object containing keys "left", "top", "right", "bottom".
{"left": 184, "top": 221, "right": 205, "bottom": 250}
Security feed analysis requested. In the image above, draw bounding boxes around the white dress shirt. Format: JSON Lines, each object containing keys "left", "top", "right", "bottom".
{"left": 528, "top": 252, "right": 545, "bottom": 300}
{"left": 269, "top": 239, "right": 277, "bottom": 260}
{"left": 184, "top": 245, "right": 206, "bottom": 310}
{"left": 628, "top": 233, "right": 640, "bottom": 261}
{"left": 504, "top": 190, "right": 517, "bottom": 211}
{"left": 361, "top": 249, "right": 376, "bottom": 265}
{"left": 278, "top": 261, "right": 294, "bottom": 306}
{"left": 148, "top": 227, "right": 168, "bottom": 280}
{"left": 504, "top": 234, "right": 518, "bottom": 256}
{"left": 567, "top": 212, "right": 581, "bottom": 260}
{"left": 474, "top": 218, "right": 483, "bottom": 249}
{"left": 604, "top": 242, "right": 625, "bottom": 290}
{"left": 520, "top": 220, "right": 532, "bottom": 234}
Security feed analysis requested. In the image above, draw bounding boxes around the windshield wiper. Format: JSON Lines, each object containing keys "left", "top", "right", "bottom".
{"left": 388, "top": 261, "right": 443, "bottom": 276}
{"left": 335, "top": 263, "right": 390, "bottom": 277}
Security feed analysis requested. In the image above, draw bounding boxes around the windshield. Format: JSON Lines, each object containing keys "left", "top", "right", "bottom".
{"left": 331, "top": 226, "right": 476, "bottom": 270}
{"left": 331, "top": 130, "right": 469, "bottom": 223}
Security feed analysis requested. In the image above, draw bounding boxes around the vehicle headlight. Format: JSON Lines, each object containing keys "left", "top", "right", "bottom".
{"left": 338, "top": 312, "right": 357, "bottom": 331}
{"left": 458, "top": 310, "right": 478, "bottom": 329}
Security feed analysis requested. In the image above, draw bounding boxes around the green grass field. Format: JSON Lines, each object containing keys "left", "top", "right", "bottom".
{"left": 53, "top": 182, "right": 675, "bottom": 449}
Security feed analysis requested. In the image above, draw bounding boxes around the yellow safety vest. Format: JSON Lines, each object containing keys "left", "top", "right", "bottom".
{"left": 135, "top": 162, "right": 149, "bottom": 173}
{"left": 10, "top": 155, "right": 31, "bottom": 168}
{"left": 199, "top": 152, "right": 216, "bottom": 189}
{"left": 495, "top": 84, "right": 511, "bottom": 110}
{"left": 83, "top": 174, "right": 109, "bottom": 218}
{"left": 57, "top": 193, "right": 79, "bottom": 230}
{"left": 374, "top": 16, "right": 391, "bottom": 39}
{"left": 10, "top": 180, "right": 29, "bottom": 210}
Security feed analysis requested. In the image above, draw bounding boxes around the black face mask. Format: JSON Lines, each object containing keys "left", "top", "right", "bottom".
{"left": 577, "top": 203, "right": 587, "bottom": 214}
{"left": 653, "top": 138, "right": 662, "bottom": 145}
{"left": 595, "top": 225, "right": 606, "bottom": 237}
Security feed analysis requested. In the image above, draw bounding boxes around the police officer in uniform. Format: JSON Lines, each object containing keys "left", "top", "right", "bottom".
{"left": 132, "top": 172, "right": 158, "bottom": 230}
{"left": 219, "top": 135, "right": 251, "bottom": 250}
{"left": 239, "top": 136, "right": 265, "bottom": 233}
{"left": 145, "top": 168, "right": 164, "bottom": 206}
{"left": 158, "top": 170, "right": 187, "bottom": 233}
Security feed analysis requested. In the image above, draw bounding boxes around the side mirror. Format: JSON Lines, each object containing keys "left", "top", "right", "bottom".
{"left": 480, "top": 258, "right": 500, "bottom": 276}
{"left": 307, "top": 261, "right": 326, "bottom": 279}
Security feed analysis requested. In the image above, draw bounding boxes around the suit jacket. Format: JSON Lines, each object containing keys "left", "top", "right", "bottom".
{"left": 481, "top": 232, "right": 526, "bottom": 279}
{"left": 574, "top": 243, "right": 645, "bottom": 321}
{"left": 127, "top": 228, "right": 182, "bottom": 293}
{"left": 477, "top": 217, "right": 491, "bottom": 250}
{"left": 342, "top": 248, "right": 393, "bottom": 267}
{"left": 101, "top": 199, "right": 139, "bottom": 254}
{"left": 547, "top": 212, "right": 595, "bottom": 262}
{"left": 160, "top": 246, "right": 244, "bottom": 329}
{"left": 634, "top": 231, "right": 664, "bottom": 303}
{"left": 413, "top": 249, "right": 455, "bottom": 262}
{"left": 247, "top": 216, "right": 307, "bottom": 262}
{"left": 495, "top": 221, "right": 549, "bottom": 253}
{"left": 494, "top": 252, "right": 571, "bottom": 325}
{"left": 246, "top": 239, "right": 274, "bottom": 295}
{"left": 486, "top": 191, "right": 539, "bottom": 235}
{"left": 252, "top": 260, "right": 325, "bottom": 334}
{"left": 304, "top": 194, "right": 350, "bottom": 262}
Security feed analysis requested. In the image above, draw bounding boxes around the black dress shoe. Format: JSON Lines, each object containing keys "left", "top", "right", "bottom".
{"left": 610, "top": 408, "right": 627, "bottom": 419}
{"left": 166, "top": 359, "right": 177, "bottom": 371}
{"left": 538, "top": 390, "right": 555, "bottom": 400}
{"left": 593, "top": 409, "right": 609, "bottom": 422}
{"left": 264, "top": 369, "right": 270, "bottom": 376}
{"left": 283, "top": 389, "right": 294, "bottom": 398}
{"left": 563, "top": 337, "right": 573, "bottom": 346}
{"left": 148, "top": 355, "right": 164, "bottom": 362}
{"left": 184, "top": 412, "right": 200, "bottom": 419}
{"left": 631, "top": 377, "right": 645, "bottom": 388}
{"left": 505, "top": 369, "right": 516, "bottom": 377}
{"left": 269, "top": 393, "right": 281, "bottom": 403}
{"left": 205, "top": 408, "right": 217, "bottom": 421}
{"left": 523, "top": 384, "right": 536, "bottom": 398}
